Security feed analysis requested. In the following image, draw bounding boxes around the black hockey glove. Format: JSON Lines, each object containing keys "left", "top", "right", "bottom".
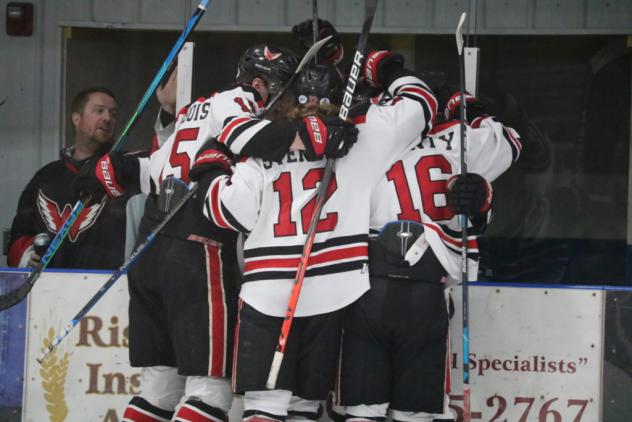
{"left": 444, "top": 91, "right": 487, "bottom": 123}
{"left": 363, "top": 50, "right": 405, "bottom": 89}
{"left": 189, "top": 139, "right": 233, "bottom": 182}
{"left": 292, "top": 19, "right": 343, "bottom": 65}
{"left": 447, "top": 173, "right": 493, "bottom": 217}
{"left": 189, "top": 139, "right": 233, "bottom": 212}
{"left": 72, "top": 151, "right": 138, "bottom": 202}
{"left": 297, "top": 116, "right": 358, "bottom": 161}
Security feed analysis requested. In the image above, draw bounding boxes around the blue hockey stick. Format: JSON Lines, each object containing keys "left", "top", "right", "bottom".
{"left": 0, "top": 0, "right": 210, "bottom": 312}
{"left": 37, "top": 182, "right": 198, "bottom": 363}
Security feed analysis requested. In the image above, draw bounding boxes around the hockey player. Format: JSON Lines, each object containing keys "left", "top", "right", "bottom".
{"left": 189, "top": 53, "right": 437, "bottom": 421}
{"left": 8, "top": 87, "right": 131, "bottom": 270}
{"left": 73, "top": 45, "right": 357, "bottom": 422}
{"left": 336, "top": 88, "right": 522, "bottom": 421}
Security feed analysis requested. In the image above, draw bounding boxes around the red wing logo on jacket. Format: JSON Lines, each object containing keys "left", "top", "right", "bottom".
{"left": 263, "top": 46, "right": 282, "bottom": 61}
{"left": 36, "top": 190, "right": 106, "bottom": 242}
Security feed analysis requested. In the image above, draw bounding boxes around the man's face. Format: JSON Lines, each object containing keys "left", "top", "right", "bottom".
{"left": 72, "top": 92, "right": 118, "bottom": 145}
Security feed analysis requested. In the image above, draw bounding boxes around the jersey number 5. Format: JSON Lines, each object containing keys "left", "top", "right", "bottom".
{"left": 167, "top": 127, "right": 199, "bottom": 183}
{"left": 386, "top": 155, "right": 454, "bottom": 222}
{"left": 272, "top": 169, "right": 338, "bottom": 237}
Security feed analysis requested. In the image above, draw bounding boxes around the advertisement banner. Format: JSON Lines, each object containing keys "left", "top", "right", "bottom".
{"left": 22, "top": 271, "right": 136, "bottom": 422}
{"left": 448, "top": 284, "right": 602, "bottom": 421}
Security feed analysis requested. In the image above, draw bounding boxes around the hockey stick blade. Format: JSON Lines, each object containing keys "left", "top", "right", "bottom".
{"left": 266, "top": 0, "right": 379, "bottom": 390}
{"left": 37, "top": 183, "right": 198, "bottom": 364}
{"left": 0, "top": 2, "right": 210, "bottom": 313}
{"left": 262, "top": 35, "right": 332, "bottom": 114}
{"left": 456, "top": 12, "right": 466, "bottom": 56}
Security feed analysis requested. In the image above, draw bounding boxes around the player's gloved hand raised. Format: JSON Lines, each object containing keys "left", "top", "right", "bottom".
{"left": 363, "top": 50, "right": 405, "bottom": 88}
{"left": 72, "top": 151, "right": 138, "bottom": 202}
{"left": 298, "top": 115, "right": 358, "bottom": 161}
{"left": 447, "top": 173, "right": 493, "bottom": 217}
{"left": 189, "top": 139, "right": 233, "bottom": 182}
{"left": 443, "top": 91, "right": 487, "bottom": 122}
{"left": 292, "top": 19, "right": 343, "bottom": 65}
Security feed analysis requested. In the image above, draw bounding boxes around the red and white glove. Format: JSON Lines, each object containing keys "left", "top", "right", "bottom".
{"left": 443, "top": 91, "right": 487, "bottom": 122}
{"left": 189, "top": 139, "right": 233, "bottom": 182}
{"left": 363, "top": 50, "right": 404, "bottom": 88}
{"left": 72, "top": 151, "right": 138, "bottom": 201}
{"left": 298, "top": 115, "right": 358, "bottom": 160}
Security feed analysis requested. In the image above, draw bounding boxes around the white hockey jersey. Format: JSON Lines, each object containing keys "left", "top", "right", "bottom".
{"left": 203, "top": 74, "right": 438, "bottom": 317}
{"left": 370, "top": 115, "right": 522, "bottom": 281}
{"left": 137, "top": 86, "right": 274, "bottom": 195}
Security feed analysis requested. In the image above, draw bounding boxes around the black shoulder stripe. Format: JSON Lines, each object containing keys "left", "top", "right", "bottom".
{"left": 221, "top": 202, "right": 249, "bottom": 233}
{"left": 224, "top": 119, "right": 261, "bottom": 148}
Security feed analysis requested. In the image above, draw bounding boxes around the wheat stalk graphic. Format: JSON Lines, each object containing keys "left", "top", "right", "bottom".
{"left": 40, "top": 327, "right": 69, "bottom": 422}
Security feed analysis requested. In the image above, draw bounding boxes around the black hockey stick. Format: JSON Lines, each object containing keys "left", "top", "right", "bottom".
{"left": 456, "top": 11, "right": 472, "bottom": 422}
{"left": 0, "top": 0, "right": 210, "bottom": 312}
{"left": 37, "top": 182, "right": 198, "bottom": 363}
{"left": 266, "top": 0, "right": 380, "bottom": 389}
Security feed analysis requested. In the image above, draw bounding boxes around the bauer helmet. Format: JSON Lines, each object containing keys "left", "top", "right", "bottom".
{"left": 296, "top": 63, "right": 344, "bottom": 105}
{"left": 236, "top": 44, "right": 299, "bottom": 96}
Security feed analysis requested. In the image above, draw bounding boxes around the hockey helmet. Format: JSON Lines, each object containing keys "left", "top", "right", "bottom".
{"left": 295, "top": 63, "right": 344, "bottom": 105}
{"left": 236, "top": 44, "right": 299, "bottom": 96}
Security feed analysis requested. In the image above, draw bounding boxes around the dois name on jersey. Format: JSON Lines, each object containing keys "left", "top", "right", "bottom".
{"left": 183, "top": 101, "right": 210, "bottom": 123}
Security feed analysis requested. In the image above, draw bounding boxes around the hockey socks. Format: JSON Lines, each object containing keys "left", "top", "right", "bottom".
{"left": 243, "top": 409, "right": 286, "bottom": 422}
{"left": 173, "top": 398, "right": 228, "bottom": 422}
{"left": 122, "top": 396, "right": 174, "bottom": 422}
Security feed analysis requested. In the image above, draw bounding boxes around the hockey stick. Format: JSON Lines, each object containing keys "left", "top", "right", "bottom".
{"left": 0, "top": 0, "right": 210, "bottom": 312}
{"left": 456, "top": 11, "right": 472, "bottom": 422}
{"left": 266, "top": 0, "right": 379, "bottom": 389}
{"left": 312, "top": 0, "right": 319, "bottom": 63}
{"left": 37, "top": 182, "right": 198, "bottom": 363}
{"left": 261, "top": 35, "right": 332, "bottom": 115}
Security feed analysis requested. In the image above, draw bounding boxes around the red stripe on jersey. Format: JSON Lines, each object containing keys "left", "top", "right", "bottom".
{"left": 122, "top": 406, "right": 167, "bottom": 422}
{"left": 399, "top": 86, "right": 438, "bottom": 118}
{"left": 243, "top": 245, "right": 368, "bottom": 273}
{"left": 506, "top": 126, "right": 522, "bottom": 151}
{"left": 424, "top": 221, "right": 478, "bottom": 251}
{"left": 150, "top": 133, "right": 159, "bottom": 154}
{"left": 232, "top": 299, "right": 243, "bottom": 392}
{"left": 218, "top": 117, "right": 254, "bottom": 144}
{"left": 205, "top": 245, "right": 226, "bottom": 377}
{"left": 175, "top": 404, "right": 222, "bottom": 422}
{"left": 64, "top": 161, "right": 79, "bottom": 174}
{"left": 470, "top": 116, "right": 486, "bottom": 129}
{"left": 7, "top": 235, "right": 34, "bottom": 267}
{"left": 208, "top": 178, "right": 237, "bottom": 231}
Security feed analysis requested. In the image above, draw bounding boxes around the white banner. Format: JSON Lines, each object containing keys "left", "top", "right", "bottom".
{"left": 23, "top": 271, "right": 136, "bottom": 422}
{"left": 448, "top": 284, "right": 602, "bottom": 421}
{"left": 21, "top": 272, "right": 605, "bottom": 421}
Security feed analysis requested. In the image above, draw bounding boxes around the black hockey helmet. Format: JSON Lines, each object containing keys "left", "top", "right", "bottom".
{"left": 295, "top": 63, "right": 344, "bottom": 105}
{"left": 236, "top": 44, "right": 299, "bottom": 96}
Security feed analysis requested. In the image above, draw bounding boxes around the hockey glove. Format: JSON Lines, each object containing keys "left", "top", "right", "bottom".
{"left": 298, "top": 116, "right": 358, "bottom": 161}
{"left": 72, "top": 151, "right": 138, "bottom": 201}
{"left": 190, "top": 139, "right": 233, "bottom": 212}
{"left": 189, "top": 139, "right": 233, "bottom": 182}
{"left": 443, "top": 91, "right": 487, "bottom": 122}
{"left": 447, "top": 173, "right": 493, "bottom": 217}
{"left": 292, "top": 19, "right": 344, "bottom": 65}
{"left": 363, "top": 50, "right": 405, "bottom": 88}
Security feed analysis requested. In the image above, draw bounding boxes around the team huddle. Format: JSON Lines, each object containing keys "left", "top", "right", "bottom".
{"left": 70, "top": 19, "right": 521, "bottom": 422}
